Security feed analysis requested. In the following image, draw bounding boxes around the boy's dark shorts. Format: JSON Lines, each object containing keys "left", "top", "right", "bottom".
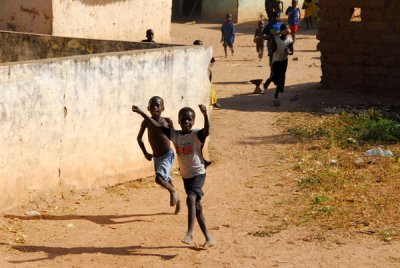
{"left": 183, "top": 173, "right": 206, "bottom": 200}
{"left": 223, "top": 40, "right": 233, "bottom": 48}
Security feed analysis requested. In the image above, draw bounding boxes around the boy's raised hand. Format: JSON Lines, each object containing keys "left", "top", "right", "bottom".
{"left": 199, "top": 104, "right": 207, "bottom": 115}
{"left": 132, "top": 105, "right": 142, "bottom": 114}
{"left": 145, "top": 152, "right": 153, "bottom": 161}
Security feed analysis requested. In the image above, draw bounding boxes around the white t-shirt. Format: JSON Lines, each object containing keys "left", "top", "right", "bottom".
{"left": 272, "top": 36, "right": 293, "bottom": 63}
{"left": 168, "top": 129, "right": 206, "bottom": 179}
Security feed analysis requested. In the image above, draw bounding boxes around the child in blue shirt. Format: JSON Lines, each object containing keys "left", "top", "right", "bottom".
{"left": 221, "top": 14, "right": 236, "bottom": 57}
{"left": 285, "top": 0, "right": 301, "bottom": 42}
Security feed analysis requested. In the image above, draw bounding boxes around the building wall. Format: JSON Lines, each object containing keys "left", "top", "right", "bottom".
{"left": 237, "top": 0, "right": 265, "bottom": 22}
{"left": 318, "top": 0, "right": 400, "bottom": 91}
{"left": 0, "top": 0, "right": 172, "bottom": 42}
{"left": 201, "top": 0, "right": 305, "bottom": 23}
{"left": 0, "top": 0, "right": 53, "bottom": 34}
{"left": 0, "top": 31, "right": 172, "bottom": 63}
{"left": 202, "top": 0, "right": 238, "bottom": 22}
{"left": 52, "top": 0, "right": 172, "bottom": 42}
{"left": 0, "top": 37, "right": 211, "bottom": 210}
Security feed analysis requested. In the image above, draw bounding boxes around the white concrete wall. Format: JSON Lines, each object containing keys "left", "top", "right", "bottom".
{"left": 0, "top": 46, "right": 211, "bottom": 210}
{"left": 52, "top": 0, "right": 172, "bottom": 43}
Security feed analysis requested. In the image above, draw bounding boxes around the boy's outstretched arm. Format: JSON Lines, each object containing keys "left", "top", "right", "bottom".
{"left": 199, "top": 104, "right": 210, "bottom": 137}
{"left": 132, "top": 105, "right": 162, "bottom": 131}
{"left": 137, "top": 121, "right": 152, "bottom": 161}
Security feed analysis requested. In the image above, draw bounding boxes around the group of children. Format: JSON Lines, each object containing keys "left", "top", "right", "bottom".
{"left": 132, "top": 97, "right": 214, "bottom": 249}
{"left": 131, "top": 1, "right": 318, "bottom": 248}
{"left": 219, "top": 1, "right": 305, "bottom": 106}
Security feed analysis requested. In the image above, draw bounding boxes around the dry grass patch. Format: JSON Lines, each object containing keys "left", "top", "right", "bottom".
{"left": 276, "top": 109, "right": 400, "bottom": 241}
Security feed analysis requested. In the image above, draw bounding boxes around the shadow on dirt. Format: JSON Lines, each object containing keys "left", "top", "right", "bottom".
{"left": 4, "top": 212, "right": 173, "bottom": 225}
{"left": 217, "top": 82, "right": 400, "bottom": 113}
{"left": 2, "top": 243, "right": 187, "bottom": 263}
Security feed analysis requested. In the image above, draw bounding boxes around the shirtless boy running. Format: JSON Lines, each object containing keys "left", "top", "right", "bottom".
{"left": 136, "top": 96, "right": 180, "bottom": 213}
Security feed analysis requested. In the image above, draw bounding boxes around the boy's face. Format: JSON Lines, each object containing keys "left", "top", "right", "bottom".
{"left": 178, "top": 111, "right": 195, "bottom": 132}
{"left": 146, "top": 31, "right": 154, "bottom": 41}
{"left": 258, "top": 21, "right": 264, "bottom": 28}
{"left": 226, "top": 15, "right": 232, "bottom": 22}
{"left": 147, "top": 99, "right": 164, "bottom": 117}
{"left": 292, "top": 0, "right": 297, "bottom": 7}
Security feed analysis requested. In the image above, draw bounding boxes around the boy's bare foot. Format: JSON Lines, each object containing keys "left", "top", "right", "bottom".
{"left": 170, "top": 191, "right": 177, "bottom": 206}
{"left": 181, "top": 233, "right": 193, "bottom": 244}
{"left": 174, "top": 197, "right": 181, "bottom": 214}
{"left": 202, "top": 238, "right": 215, "bottom": 249}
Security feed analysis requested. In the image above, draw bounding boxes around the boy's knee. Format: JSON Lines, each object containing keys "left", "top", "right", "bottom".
{"left": 195, "top": 201, "right": 202, "bottom": 212}
{"left": 155, "top": 175, "right": 163, "bottom": 184}
{"left": 186, "top": 194, "right": 196, "bottom": 205}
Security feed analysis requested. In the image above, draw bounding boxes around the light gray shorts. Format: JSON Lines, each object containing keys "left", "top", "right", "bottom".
{"left": 153, "top": 149, "right": 174, "bottom": 182}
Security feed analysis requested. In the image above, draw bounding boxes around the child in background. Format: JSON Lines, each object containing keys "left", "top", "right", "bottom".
{"left": 132, "top": 104, "right": 215, "bottom": 249}
{"left": 221, "top": 14, "right": 236, "bottom": 57}
{"left": 254, "top": 20, "right": 265, "bottom": 67}
{"left": 262, "top": 12, "right": 282, "bottom": 94}
{"left": 303, "top": 0, "right": 317, "bottom": 29}
{"left": 135, "top": 96, "right": 180, "bottom": 213}
{"left": 193, "top": 40, "right": 221, "bottom": 109}
{"left": 273, "top": 0, "right": 284, "bottom": 19}
{"left": 263, "top": 24, "right": 293, "bottom": 106}
{"left": 285, "top": 0, "right": 301, "bottom": 42}
{"left": 142, "top": 29, "right": 155, "bottom": 42}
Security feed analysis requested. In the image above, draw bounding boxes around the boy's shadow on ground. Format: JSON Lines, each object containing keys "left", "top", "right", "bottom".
{"left": 4, "top": 212, "right": 173, "bottom": 226}
{"left": 1, "top": 243, "right": 190, "bottom": 263}
{"left": 217, "top": 82, "right": 400, "bottom": 113}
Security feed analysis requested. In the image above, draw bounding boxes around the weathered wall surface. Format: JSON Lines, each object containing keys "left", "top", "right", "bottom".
{"left": 237, "top": 0, "right": 264, "bottom": 22}
{"left": 0, "top": 0, "right": 53, "bottom": 34}
{"left": 318, "top": 0, "right": 400, "bottom": 91}
{"left": 201, "top": 0, "right": 305, "bottom": 23}
{"left": 52, "top": 0, "right": 172, "bottom": 42}
{"left": 202, "top": 0, "right": 238, "bottom": 22}
{"left": 0, "top": 46, "right": 211, "bottom": 210}
{"left": 0, "top": 31, "right": 173, "bottom": 63}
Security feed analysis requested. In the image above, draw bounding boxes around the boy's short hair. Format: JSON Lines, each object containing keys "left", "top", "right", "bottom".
{"left": 178, "top": 107, "right": 195, "bottom": 119}
{"left": 280, "top": 23, "right": 288, "bottom": 31}
{"left": 146, "top": 29, "right": 154, "bottom": 35}
{"left": 226, "top": 14, "right": 232, "bottom": 18}
{"left": 148, "top": 96, "right": 163, "bottom": 106}
{"left": 193, "top": 40, "right": 203, "bottom": 45}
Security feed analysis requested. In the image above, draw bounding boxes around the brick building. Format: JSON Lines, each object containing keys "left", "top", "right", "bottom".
{"left": 317, "top": 0, "right": 400, "bottom": 91}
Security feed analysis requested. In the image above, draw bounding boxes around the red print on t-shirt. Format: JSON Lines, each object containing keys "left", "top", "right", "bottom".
{"left": 176, "top": 145, "right": 193, "bottom": 156}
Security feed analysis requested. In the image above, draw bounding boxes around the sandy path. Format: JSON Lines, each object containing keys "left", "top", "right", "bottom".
{"left": 0, "top": 21, "right": 399, "bottom": 267}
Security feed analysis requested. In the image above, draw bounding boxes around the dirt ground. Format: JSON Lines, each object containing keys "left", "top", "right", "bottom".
{"left": 1, "top": 21, "right": 400, "bottom": 268}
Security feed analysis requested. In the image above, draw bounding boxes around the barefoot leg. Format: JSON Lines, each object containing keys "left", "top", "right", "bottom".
{"left": 182, "top": 233, "right": 193, "bottom": 244}
{"left": 195, "top": 200, "right": 213, "bottom": 247}
{"left": 155, "top": 175, "right": 177, "bottom": 206}
{"left": 175, "top": 195, "right": 181, "bottom": 214}
{"left": 181, "top": 195, "right": 196, "bottom": 244}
